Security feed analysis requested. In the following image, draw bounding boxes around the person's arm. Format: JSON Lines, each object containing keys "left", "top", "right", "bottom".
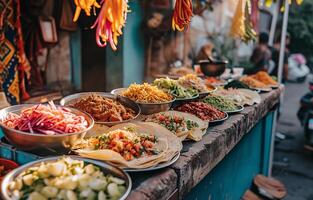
{"left": 283, "top": 63, "right": 288, "bottom": 81}
{"left": 283, "top": 51, "right": 289, "bottom": 81}
{"left": 250, "top": 47, "right": 263, "bottom": 64}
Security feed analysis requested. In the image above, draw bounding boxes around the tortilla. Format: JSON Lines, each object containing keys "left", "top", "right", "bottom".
{"left": 73, "top": 122, "right": 182, "bottom": 169}
{"left": 86, "top": 124, "right": 110, "bottom": 137}
{"left": 143, "top": 111, "right": 208, "bottom": 142}
{"left": 237, "top": 89, "right": 261, "bottom": 105}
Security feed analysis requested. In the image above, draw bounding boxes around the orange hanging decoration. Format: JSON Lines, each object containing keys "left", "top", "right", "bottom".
{"left": 172, "top": 0, "right": 193, "bottom": 31}
{"left": 91, "top": 0, "right": 129, "bottom": 51}
{"left": 73, "top": 0, "right": 101, "bottom": 22}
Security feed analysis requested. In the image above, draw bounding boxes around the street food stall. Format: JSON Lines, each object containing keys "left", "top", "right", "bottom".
{"left": 0, "top": 73, "right": 283, "bottom": 199}
{"left": 0, "top": 0, "right": 291, "bottom": 199}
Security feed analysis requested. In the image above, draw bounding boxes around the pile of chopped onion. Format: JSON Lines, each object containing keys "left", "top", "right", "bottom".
{"left": 2, "top": 102, "right": 88, "bottom": 135}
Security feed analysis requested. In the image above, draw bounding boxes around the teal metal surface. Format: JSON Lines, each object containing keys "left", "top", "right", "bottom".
{"left": 105, "top": 44, "right": 124, "bottom": 91}
{"left": 123, "top": 0, "right": 145, "bottom": 86}
{"left": 261, "top": 112, "right": 274, "bottom": 175}
{"left": 0, "top": 143, "right": 40, "bottom": 165}
{"left": 70, "top": 30, "right": 82, "bottom": 90}
{"left": 185, "top": 112, "right": 275, "bottom": 200}
{"left": 0, "top": 128, "right": 40, "bottom": 164}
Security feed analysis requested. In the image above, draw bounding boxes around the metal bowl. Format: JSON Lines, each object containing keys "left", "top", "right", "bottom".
{"left": 175, "top": 93, "right": 199, "bottom": 102}
{"left": 225, "top": 105, "right": 244, "bottom": 114}
{"left": 209, "top": 112, "right": 229, "bottom": 125}
{"left": 60, "top": 92, "right": 141, "bottom": 126}
{"left": 198, "top": 60, "right": 228, "bottom": 77}
{"left": 111, "top": 88, "right": 175, "bottom": 115}
{"left": 198, "top": 85, "right": 217, "bottom": 99}
{"left": 0, "top": 104, "right": 94, "bottom": 151}
{"left": 1, "top": 156, "right": 132, "bottom": 200}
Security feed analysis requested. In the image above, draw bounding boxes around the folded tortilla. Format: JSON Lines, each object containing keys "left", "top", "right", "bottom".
{"left": 143, "top": 111, "right": 208, "bottom": 142}
{"left": 74, "top": 122, "right": 182, "bottom": 169}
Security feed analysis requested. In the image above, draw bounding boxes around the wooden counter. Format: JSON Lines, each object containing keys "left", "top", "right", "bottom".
{"left": 127, "top": 87, "right": 283, "bottom": 200}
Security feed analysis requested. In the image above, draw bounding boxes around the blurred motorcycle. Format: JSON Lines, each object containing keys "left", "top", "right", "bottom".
{"left": 288, "top": 54, "right": 310, "bottom": 82}
{"left": 297, "top": 80, "right": 313, "bottom": 146}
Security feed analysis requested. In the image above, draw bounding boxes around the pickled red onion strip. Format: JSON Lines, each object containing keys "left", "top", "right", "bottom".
{"left": 1, "top": 102, "right": 88, "bottom": 135}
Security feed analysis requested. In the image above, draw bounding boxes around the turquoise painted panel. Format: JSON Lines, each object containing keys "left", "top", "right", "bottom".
{"left": 185, "top": 116, "right": 272, "bottom": 200}
{"left": 123, "top": 0, "right": 145, "bottom": 86}
{"left": 70, "top": 30, "right": 82, "bottom": 90}
{"left": 0, "top": 145, "right": 40, "bottom": 165}
{"left": 105, "top": 45, "right": 124, "bottom": 91}
{"left": 261, "top": 112, "right": 274, "bottom": 175}
{"left": 0, "top": 129, "right": 40, "bottom": 164}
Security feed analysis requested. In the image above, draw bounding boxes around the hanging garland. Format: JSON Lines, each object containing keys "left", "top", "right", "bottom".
{"left": 172, "top": 0, "right": 193, "bottom": 31}
{"left": 73, "top": 0, "right": 303, "bottom": 48}
{"left": 230, "top": 0, "right": 257, "bottom": 43}
{"left": 73, "top": 0, "right": 129, "bottom": 51}
{"left": 265, "top": 0, "right": 303, "bottom": 10}
{"left": 73, "top": 0, "right": 101, "bottom": 22}
{"left": 92, "top": 0, "right": 129, "bottom": 51}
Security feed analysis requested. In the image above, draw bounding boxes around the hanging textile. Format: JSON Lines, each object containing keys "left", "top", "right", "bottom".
{"left": 0, "top": 0, "right": 31, "bottom": 104}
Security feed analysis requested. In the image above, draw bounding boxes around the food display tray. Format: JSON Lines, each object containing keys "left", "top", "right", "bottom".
{"left": 0, "top": 138, "right": 41, "bottom": 165}
{"left": 0, "top": 130, "right": 66, "bottom": 165}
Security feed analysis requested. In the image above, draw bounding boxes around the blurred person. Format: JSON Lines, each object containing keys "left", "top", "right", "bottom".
{"left": 249, "top": 32, "right": 271, "bottom": 73}
{"left": 196, "top": 42, "right": 214, "bottom": 61}
{"left": 270, "top": 33, "right": 290, "bottom": 83}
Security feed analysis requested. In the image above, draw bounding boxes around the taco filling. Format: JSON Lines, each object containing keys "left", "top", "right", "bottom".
{"left": 145, "top": 113, "right": 199, "bottom": 134}
{"left": 78, "top": 128, "right": 159, "bottom": 161}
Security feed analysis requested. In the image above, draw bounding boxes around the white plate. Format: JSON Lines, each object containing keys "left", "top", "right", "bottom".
{"left": 250, "top": 87, "right": 272, "bottom": 92}
{"left": 209, "top": 112, "right": 229, "bottom": 125}
{"left": 225, "top": 105, "right": 244, "bottom": 114}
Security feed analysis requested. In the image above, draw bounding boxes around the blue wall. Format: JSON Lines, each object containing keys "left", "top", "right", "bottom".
{"left": 185, "top": 112, "right": 274, "bottom": 200}
{"left": 123, "top": 0, "right": 145, "bottom": 86}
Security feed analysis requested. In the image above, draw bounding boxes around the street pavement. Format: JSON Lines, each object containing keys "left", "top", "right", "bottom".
{"left": 272, "top": 77, "right": 313, "bottom": 200}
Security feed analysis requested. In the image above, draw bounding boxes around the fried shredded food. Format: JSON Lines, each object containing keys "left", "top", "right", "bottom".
{"left": 250, "top": 71, "right": 277, "bottom": 85}
{"left": 240, "top": 76, "right": 268, "bottom": 88}
{"left": 122, "top": 83, "right": 173, "bottom": 103}
{"left": 175, "top": 102, "right": 226, "bottom": 121}
{"left": 168, "top": 67, "right": 196, "bottom": 76}
{"left": 205, "top": 77, "right": 223, "bottom": 84}
{"left": 72, "top": 94, "right": 135, "bottom": 122}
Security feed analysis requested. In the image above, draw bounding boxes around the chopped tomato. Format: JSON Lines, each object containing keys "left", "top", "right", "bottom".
{"left": 130, "top": 149, "right": 137, "bottom": 155}
{"left": 134, "top": 143, "right": 141, "bottom": 152}
{"left": 124, "top": 152, "right": 133, "bottom": 161}
{"left": 142, "top": 140, "right": 154, "bottom": 148}
{"left": 125, "top": 143, "right": 133, "bottom": 151}
{"left": 158, "top": 115, "right": 165, "bottom": 121}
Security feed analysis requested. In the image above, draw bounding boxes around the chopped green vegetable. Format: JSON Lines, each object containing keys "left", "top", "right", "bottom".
{"left": 224, "top": 80, "right": 250, "bottom": 89}
{"left": 203, "top": 94, "right": 238, "bottom": 112}
{"left": 153, "top": 78, "right": 198, "bottom": 99}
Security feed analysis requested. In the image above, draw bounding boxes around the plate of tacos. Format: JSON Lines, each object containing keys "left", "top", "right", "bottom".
{"left": 142, "top": 111, "right": 208, "bottom": 141}
{"left": 72, "top": 122, "right": 182, "bottom": 171}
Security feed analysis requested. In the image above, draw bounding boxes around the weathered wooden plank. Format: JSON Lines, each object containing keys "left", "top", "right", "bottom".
{"left": 127, "top": 87, "right": 283, "bottom": 200}
{"left": 127, "top": 169, "right": 178, "bottom": 200}
{"left": 171, "top": 87, "right": 283, "bottom": 198}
